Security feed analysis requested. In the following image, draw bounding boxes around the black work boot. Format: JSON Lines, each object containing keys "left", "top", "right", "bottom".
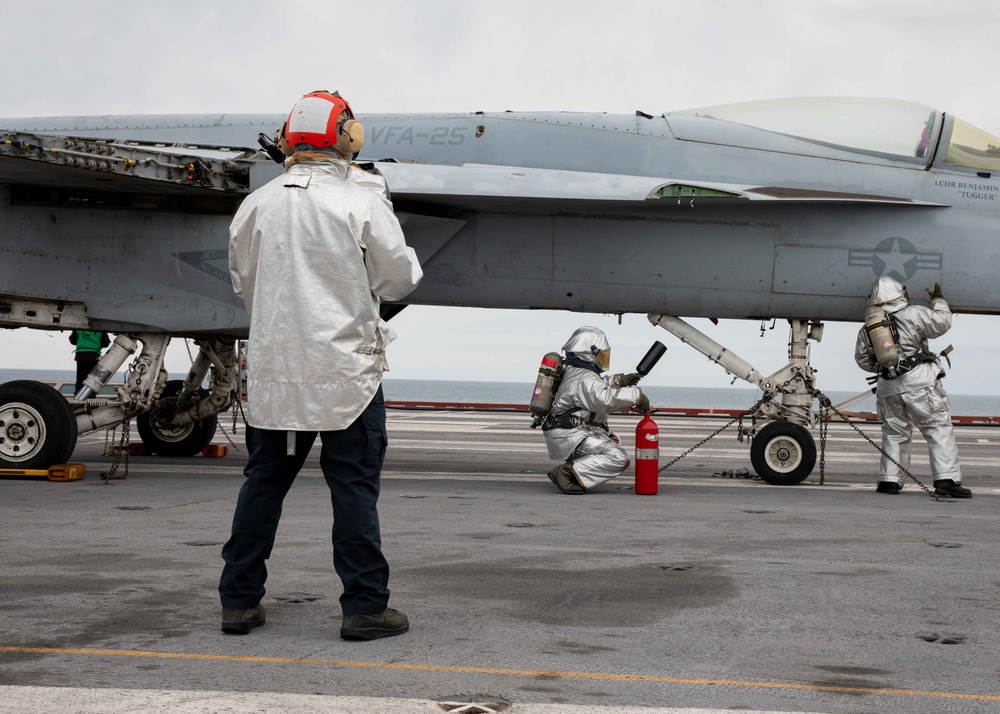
{"left": 548, "top": 464, "right": 587, "bottom": 494}
{"left": 934, "top": 479, "right": 972, "bottom": 498}
{"left": 341, "top": 608, "right": 409, "bottom": 640}
{"left": 876, "top": 481, "right": 900, "bottom": 495}
{"left": 221, "top": 603, "right": 266, "bottom": 634}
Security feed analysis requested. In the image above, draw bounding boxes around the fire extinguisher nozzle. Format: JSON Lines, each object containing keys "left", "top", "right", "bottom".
{"left": 636, "top": 341, "right": 668, "bottom": 376}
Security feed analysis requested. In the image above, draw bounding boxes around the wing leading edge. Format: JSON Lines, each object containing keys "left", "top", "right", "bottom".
{"left": 375, "top": 161, "right": 948, "bottom": 215}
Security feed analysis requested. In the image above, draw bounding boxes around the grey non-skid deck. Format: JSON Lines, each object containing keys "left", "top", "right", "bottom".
{"left": 2, "top": 411, "right": 998, "bottom": 714}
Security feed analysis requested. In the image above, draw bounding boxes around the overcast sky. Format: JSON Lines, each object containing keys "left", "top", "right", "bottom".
{"left": 3, "top": 0, "right": 1000, "bottom": 396}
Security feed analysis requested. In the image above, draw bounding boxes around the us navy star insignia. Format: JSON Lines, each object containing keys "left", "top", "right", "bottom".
{"left": 848, "top": 236, "right": 942, "bottom": 281}
{"left": 877, "top": 238, "right": 917, "bottom": 280}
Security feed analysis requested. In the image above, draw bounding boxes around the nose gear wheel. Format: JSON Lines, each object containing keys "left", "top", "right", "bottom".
{"left": 750, "top": 420, "right": 816, "bottom": 485}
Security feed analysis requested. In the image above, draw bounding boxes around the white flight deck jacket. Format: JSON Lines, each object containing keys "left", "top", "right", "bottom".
{"left": 229, "top": 158, "right": 423, "bottom": 430}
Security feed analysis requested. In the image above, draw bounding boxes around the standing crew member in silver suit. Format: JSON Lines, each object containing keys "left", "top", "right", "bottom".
{"left": 855, "top": 276, "right": 971, "bottom": 498}
{"left": 220, "top": 90, "right": 424, "bottom": 638}
{"left": 543, "top": 326, "right": 649, "bottom": 494}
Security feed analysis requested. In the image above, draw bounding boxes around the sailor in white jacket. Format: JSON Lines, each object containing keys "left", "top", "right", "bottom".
{"left": 220, "top": 91, "right": 423, "bottom": 639}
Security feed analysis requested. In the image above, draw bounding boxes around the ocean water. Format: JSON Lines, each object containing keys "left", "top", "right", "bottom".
{"left": 381, "top": 379, "right": 777, "bottom": 410}
{"left": 6, "top": 368, "right": 1000, "bottom": 416}
{"left": 381, "top": 379, "right": 882, "bottom": 413}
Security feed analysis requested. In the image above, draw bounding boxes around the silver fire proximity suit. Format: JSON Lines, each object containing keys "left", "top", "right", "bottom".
{"left": 543, "top": 327, "right": 644, "bottom": 493}
{"left": 230, "top": 157, "right": 422, "bottom": 430}
{"left": 854, "top": 278, "right": 966, "bottom": 495}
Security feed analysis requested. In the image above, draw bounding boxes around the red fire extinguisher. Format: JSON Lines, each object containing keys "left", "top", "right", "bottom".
{"left": 634, "top": 413, "right": 659, "bottom": 495}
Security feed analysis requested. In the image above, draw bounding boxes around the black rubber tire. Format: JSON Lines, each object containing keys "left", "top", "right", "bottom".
{"left": 0, "top": 380, "right": 78, "bottom": 469}
{"left": 750, "top": 421, "right": 816, "bottom": 486}
{"left": 136, "top": 380, "right": 217, "bottom": 457}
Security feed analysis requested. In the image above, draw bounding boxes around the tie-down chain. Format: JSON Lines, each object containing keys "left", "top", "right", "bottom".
{"left": 655, "top": 389, "right": 942, "bottom": 501}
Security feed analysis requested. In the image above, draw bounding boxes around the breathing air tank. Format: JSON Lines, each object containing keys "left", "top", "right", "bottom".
{"left": 529, "top": 352, "right": 563, "bottom": 421}
{"left": 863, "top": 304, "right": 900, "bottom": 374}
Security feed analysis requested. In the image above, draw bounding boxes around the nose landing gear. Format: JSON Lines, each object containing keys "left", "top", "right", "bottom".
{"left": 648, "top": 314, "right": 824, "bottom": 485}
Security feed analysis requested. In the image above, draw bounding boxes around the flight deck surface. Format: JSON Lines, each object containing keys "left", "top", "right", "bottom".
{"left": 2, "top": 410, "right": 999, "bottom": 714}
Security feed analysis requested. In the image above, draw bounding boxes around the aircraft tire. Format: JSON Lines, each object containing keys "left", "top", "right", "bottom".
{"left": 136, "top": 380, "right": 218, "bottom": 457}
{"left": 750, "top": 421, "right": 815, "bottom": 486}
{"left": 0, "top": 380, "right": 78, "bottom": 469}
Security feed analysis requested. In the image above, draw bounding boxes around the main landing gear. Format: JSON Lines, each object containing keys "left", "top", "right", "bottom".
{"left": 0, "top": 380, "right": 78, "bottom": 469}
{"left": 648, "top": 315, "right": 824, "bottom": 485}
{"left": 0, "top": 333, "right": 238, "bottom": 470}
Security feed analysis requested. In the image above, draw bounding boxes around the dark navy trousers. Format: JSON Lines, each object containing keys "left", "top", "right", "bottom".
{"left": 219, "top": 387, "right": 390, "bottom": 615}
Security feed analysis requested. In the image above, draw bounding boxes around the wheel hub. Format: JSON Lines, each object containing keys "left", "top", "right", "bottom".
{"left": 766, "top": 436, "right": 802, "bottom": 473}
{"left": 0, "top": 403, "right": 44, "bottom": 460}
{"left": 150, "top": 416, "right": 195, "bottom": 443}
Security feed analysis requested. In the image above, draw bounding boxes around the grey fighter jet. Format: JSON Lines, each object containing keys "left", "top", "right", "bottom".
{"left": 1, "top": 97, "right": 998, "bottom": 483}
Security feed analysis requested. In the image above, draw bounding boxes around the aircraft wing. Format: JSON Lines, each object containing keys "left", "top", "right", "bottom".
{"left": 0, "top": 129, "right": 946, "bottom": 211}
{"left": 0, "top": 129, "right": 264, "bottom": 196}
{"left": 376, "top": 161, "right": 948, "bottom": 213}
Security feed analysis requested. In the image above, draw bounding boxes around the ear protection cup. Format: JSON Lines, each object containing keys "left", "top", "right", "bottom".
{"left": 344, "top": 119, "right": 365, "bottom": 153}
{"left": 277, "top": 126, "right": 294, "bottom": 156}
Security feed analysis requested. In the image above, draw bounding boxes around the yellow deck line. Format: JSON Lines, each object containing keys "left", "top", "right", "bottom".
{"left": 2, "top": 646, "right": 998, "bottom": 702}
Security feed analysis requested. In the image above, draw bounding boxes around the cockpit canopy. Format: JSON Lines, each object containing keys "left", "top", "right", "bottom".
{"left": 669, "top": 97, "right": 1000, "bottom": 172}
{"left": 945, "top": 118, "right": 1000, "bottom": 171}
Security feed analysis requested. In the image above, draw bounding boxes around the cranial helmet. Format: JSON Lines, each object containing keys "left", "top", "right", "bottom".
{"left": 869, "top": 276, "right": 909, "bottom": 314}
{"left": 278, "top": 90, "right": 364, "bottom": 158}
{"left": 562, "top": 326, "right": 611, "bottom": 371}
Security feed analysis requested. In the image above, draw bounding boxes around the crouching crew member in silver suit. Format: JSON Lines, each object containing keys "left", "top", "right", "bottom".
{"left": 543, "top": 326, "right": 649, "bottom": 494}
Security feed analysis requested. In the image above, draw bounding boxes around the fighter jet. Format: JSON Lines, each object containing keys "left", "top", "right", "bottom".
{"left": 2, "top": 96, "right": 998, "bottom": 483}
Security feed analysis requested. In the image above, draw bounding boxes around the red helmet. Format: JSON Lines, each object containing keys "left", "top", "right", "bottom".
{"left": 279, "top": 91, "right": 363, "bottom": 156}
